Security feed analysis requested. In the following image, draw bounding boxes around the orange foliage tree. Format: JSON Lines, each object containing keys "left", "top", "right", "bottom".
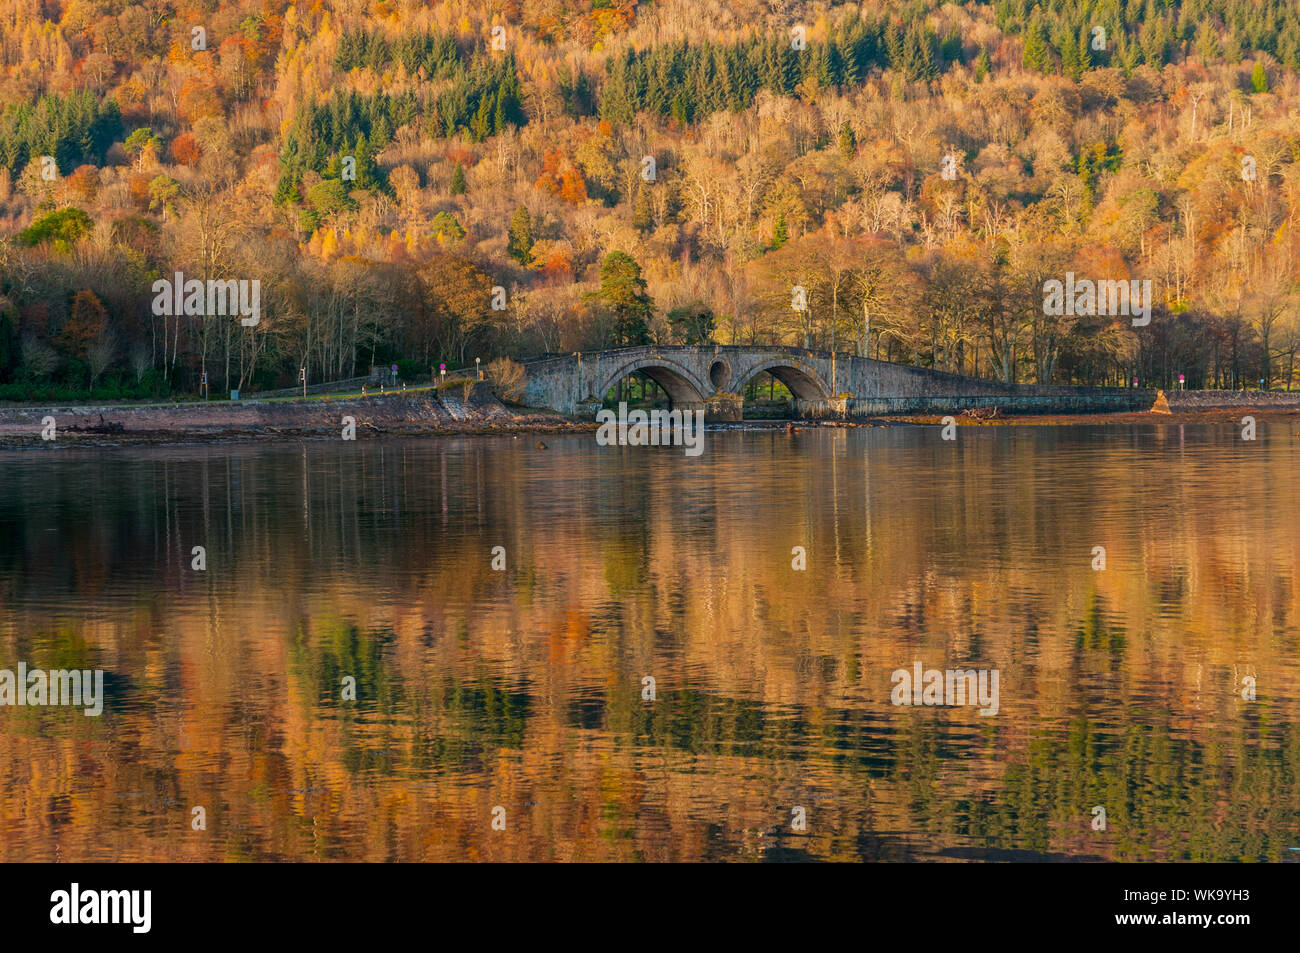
{"left": 60, "top": 290, "right": 107, "bottom": 361}
{"left": 170, "top": 133, "right": 201, "bottom": 166}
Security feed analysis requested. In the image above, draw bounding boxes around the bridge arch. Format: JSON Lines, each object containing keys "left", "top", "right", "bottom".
{"left": 593, "top": 356, "right": 710, "bottom": 408}
{"left": 732, "top": 358, "right": 833, "bottom": 401}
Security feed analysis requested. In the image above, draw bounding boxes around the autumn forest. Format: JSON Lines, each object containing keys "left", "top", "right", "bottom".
{"left": 1, "top": 0, "right": 1299, "bottom": 401}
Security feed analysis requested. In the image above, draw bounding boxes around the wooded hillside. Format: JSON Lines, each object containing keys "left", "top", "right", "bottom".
{"left": 1, "top": 0, "right": 1298, "bottom": 399}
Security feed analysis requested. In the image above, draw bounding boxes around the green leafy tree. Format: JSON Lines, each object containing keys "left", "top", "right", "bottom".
{"left": 450, "top": 160, "right": 467, "bottom": 195}
{"left": 307, "top": 179, "right": 357, "bottom": 217}
{"left": 273, "top": 172, "right": 300, "bottom": 206}
{"left": 470, "top": 96, "right": 492, "bottom": 140}
{"left": 507, "top": 205, "right": 533, "bottom": 264}
{"left": 16, "top": 207, "right": 92, "bottom": 248}
{"left": 668, "top": 303, "right": 715, "bottom": 345}
{"left": 1252, "top": 61, "right": 1270, "bottom": 92}
{"left": 1223, "top": 30, "right": 1243, "bottom": 65}
{"left": 1023, "top": 21, "right": 1052, "bottom": 73}
{"left": 837, "top": 121, "right": 857, "bottom": 160}
{"left": 1061, "top": 28, "right": 1091, "bottom": 80}
{"left": 771, "top": 210, "right": 789, "bottom": 250}
{"left": 431, "top": 210, "right": 465, "bottom": 244}
{"left": 148, "top": 175, "right": 181, "bottom": 219}
{"left": 123, "top": 127, "right": 161, "bottom": 166}
{"left": 1195, "top": 23, "right": 1221, "bottom": 63}
{"left": 588, "top": 251, "right": 654, "bottom": 346}
{"left": 902, "top": 23, "right": 937, "bottom": 80}
{"left": 884, "top": 21, "right": 904, "bottom": 70}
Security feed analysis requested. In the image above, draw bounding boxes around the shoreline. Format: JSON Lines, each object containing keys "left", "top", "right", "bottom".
{"left": 2, "top": 392, "right": 1297, "bottom": 448}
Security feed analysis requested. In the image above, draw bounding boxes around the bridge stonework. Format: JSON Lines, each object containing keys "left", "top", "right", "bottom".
{"left": 521, "top": 345, "right": 1152, "bottom": 419}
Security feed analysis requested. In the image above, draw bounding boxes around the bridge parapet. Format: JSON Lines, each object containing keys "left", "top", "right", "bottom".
{"left": 521, "top": 345, "right": 1148, "bottom": 418}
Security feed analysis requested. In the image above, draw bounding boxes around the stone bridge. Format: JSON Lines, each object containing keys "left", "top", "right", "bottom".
{"left": 521, "top": 345, "right": 1153, "bottom": 420}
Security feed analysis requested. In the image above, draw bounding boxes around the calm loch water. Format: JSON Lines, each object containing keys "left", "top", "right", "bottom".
{"left": 1, "top": 424, "right": 1298, "bottom": 861}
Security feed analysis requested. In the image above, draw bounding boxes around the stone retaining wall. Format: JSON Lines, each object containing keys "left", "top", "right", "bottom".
{"left": 0, "top": 383, "right": 536, "bottom": 439}
{"left": 1163, "top": 391, "right": 1300, "bottom": 410}
{"left": 797, "top": 390, "right": 1155, "bottom": 418}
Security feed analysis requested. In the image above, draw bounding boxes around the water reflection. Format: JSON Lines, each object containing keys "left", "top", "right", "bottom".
{"left": 1, "top": 424, "right": 1297, "bottom": 861}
